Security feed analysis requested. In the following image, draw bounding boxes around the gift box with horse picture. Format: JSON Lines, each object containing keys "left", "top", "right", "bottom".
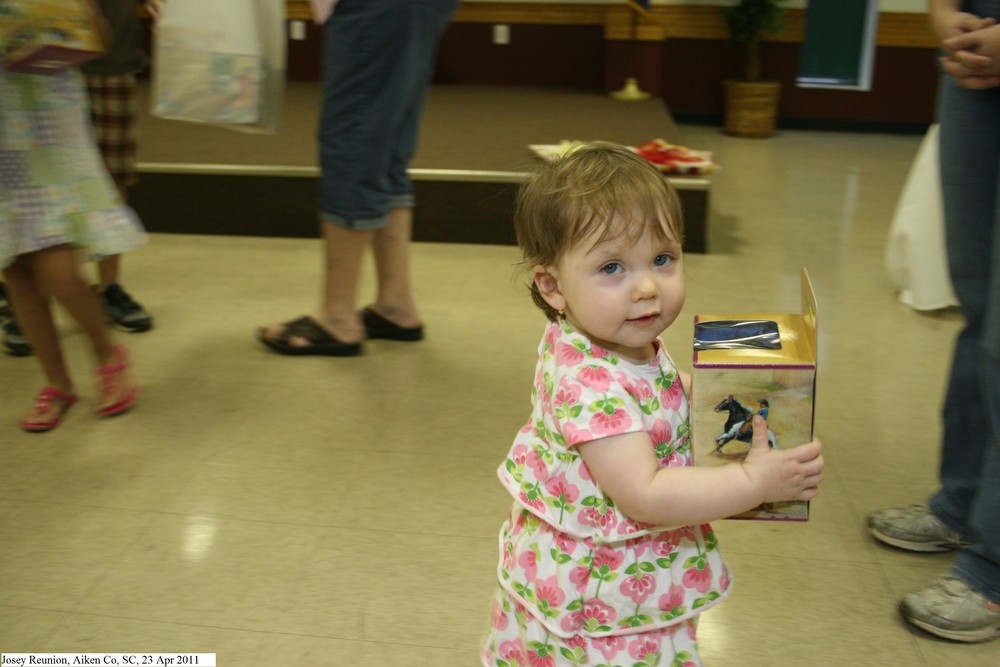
{"left": 691, "top": 268, "right": 818, "bottom": 521}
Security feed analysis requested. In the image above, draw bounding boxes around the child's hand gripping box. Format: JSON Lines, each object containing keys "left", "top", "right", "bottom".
{"left": 691, "top": 268, "right": 818, "bottom": 521}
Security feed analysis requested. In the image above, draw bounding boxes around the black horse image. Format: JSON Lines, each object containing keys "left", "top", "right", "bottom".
{"left": 713, "top": 395, "right": 775, "bottom": 451}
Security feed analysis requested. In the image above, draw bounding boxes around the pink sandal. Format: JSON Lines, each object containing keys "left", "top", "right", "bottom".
{"left": 97, "top": 344, "right": 138, "bottom": 417}
{"left": 20, "top": 386, "right": 79, "bottom": 432}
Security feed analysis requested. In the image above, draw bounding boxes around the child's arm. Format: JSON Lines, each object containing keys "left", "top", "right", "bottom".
{"left": 578, "top": 416, "right": 824, "bottom": 527}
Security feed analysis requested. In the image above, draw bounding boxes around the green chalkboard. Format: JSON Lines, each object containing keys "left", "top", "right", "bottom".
{"left": 798, "top": 0, "right": 879, "bottom": 90}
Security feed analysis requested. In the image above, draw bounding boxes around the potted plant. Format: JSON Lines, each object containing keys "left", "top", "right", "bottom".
{"left": 722, "top": 0, "right": 786, "bottom": 137}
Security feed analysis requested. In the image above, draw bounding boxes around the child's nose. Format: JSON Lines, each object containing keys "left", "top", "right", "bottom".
{"left": 632, "top": 272, "right": 658, "bottom": 300}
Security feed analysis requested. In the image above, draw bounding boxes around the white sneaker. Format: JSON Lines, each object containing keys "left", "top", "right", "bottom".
{"left": 867, "top": 505, "right": 970, "bottom": 552}
{"left": 900, "top": 575, "right": 1000, "bottom": 643}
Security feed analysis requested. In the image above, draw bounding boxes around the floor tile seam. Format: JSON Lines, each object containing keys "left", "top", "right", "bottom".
{"left": 710, "top": 548, "right": 891, "bottom": 568}
{"left": 316, "top": 445, "right": 506, "bottom": 462}
{"left": 0, "top": 603, "right": 76, "bottom": 651}
{"left": 0, "top": 602, "right": 79, "bottom": 616}
{"left": 2, "top": 503, "right": 505, "bottom": 540}
{"left": 0, "top": 538, "right": 156, "bottom": 628}
{"left": 0, "top": 497, "right": 504, "bottom": 539}
{"left": 314, "top": 522, "right": 499, "bottom": 543}
{"left": 870, "top": 548, "right": 958, "bottom": 570}
{"left": 59, "top": 510, "right": 169, "bottom": 620}
{"left": 0, "top": 496, "right": 163, "bottom": 517}
{"left": 0, "top": 499, "right": 329, "bottom": 532}
{"left": 829, "top": 461, "right": 909, "bottom": 564}
{"left": 27, "top": 608, "right": 481, "bottom": 652}
{"left": 868, "top": 567, "right": 935, "bottom": 666}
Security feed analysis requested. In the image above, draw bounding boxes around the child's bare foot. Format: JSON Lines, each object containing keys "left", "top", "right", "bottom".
{"left": 20, "top": 386, "right": 78, "bottom": 432}
{"left": 96, "top": 344, "right": 138, "bottom": 416}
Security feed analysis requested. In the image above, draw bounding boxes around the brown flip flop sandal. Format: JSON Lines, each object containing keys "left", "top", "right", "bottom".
{"left": 361, "top": 308, "right": 424, "bottom": 341}
{"left": 258, "top": 316, "right": 362, "bottom": 356}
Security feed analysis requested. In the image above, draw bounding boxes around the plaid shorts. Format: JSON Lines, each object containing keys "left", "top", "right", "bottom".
{"left": 84, "top": 73, "right": 138, "bottom": 188}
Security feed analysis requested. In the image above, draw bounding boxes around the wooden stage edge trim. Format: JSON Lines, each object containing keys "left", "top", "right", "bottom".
{"left": 136, "top": 163, "right": 711, "bottom": 190}
{"left": 130, "top": 166, "right": 710, "bottom": 251}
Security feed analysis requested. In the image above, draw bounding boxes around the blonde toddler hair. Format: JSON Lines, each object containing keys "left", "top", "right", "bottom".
{"left": 514, "top": 142, "right": 685, "bottom": 320}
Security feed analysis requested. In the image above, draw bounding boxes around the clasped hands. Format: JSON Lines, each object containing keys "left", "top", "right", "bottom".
{"left": 939, "top": 15, "right": 1000, "bottom": 89}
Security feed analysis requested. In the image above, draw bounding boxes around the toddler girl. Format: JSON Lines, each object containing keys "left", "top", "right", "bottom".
{"left": 483, "top": 143, "right": 825, "bottom": 666}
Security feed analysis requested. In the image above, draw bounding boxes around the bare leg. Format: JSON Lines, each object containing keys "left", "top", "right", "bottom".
{"left": 370, "top": 207, "right": 422, "bottom": 328}
{"left": 39, "top": 246, "right": 135, "bottom": 414}
{"left": 315, "top": 222, "right": 369, "bottom": 342}
{"left": 30, "top": 246, "right": 115, "bottom": 364}
{"left": 258, "top": 222, "right": 369, "bottom": 347}
{"left": 259, "top": 210, "right": 421, "bottom": 348}
{"left": 3, "top": 256, "right": 76, "bottom": 398}
{"left": 7, "top": 245, "right": 135, "bottom": 415}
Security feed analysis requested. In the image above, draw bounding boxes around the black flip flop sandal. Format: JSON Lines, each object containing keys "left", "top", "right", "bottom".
{"left": 361, "top": 307, "right": 424, "bottom": 341}
{"left": 258, "top": 316, "right": 362, "bottom": 356}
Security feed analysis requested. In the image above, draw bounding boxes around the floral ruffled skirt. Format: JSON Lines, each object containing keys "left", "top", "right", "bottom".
{"left": 482, "top": 587, "right": 702, "bottom": 667}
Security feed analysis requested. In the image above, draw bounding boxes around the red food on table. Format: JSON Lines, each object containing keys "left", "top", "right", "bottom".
{"left": 634, "top": 139, "right": 717, "bottom": 174}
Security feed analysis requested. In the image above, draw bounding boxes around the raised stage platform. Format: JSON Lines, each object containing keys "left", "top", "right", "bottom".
{"left": 132, "top": 83, "right": 711, "bottom": 251}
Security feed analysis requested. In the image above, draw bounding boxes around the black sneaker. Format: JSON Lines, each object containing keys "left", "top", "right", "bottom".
{"left": 100, "top": 283, "right": 153, "bottom": 333}
{"left": 3, "top": 317, "right": 33, "bottom": 356}
{"left": 0, "top": 282, "right": 10, "bottom": 324}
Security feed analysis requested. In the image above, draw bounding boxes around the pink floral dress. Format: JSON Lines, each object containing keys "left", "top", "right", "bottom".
{"left": 483, "top": 319, "right": 732, "bottom": 667}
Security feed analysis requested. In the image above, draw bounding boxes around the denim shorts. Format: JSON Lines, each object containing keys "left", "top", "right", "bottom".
{"left": 318, "top": 0, "right": 459, "bottom": 231}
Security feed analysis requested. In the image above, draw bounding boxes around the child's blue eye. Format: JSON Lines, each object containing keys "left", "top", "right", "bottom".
{"left": 654, "top": 253, "right": 673, "bottom": 267}
{"left": 600, "top": 262, "right": 622, "bottom": 274}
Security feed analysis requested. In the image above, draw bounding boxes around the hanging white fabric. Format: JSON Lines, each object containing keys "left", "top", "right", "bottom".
{"left": 885, "top": 124, "right": 959, "bottom": 311}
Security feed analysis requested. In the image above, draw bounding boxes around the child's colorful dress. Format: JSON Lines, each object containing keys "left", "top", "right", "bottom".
{"left": 0, "top": 68, "right": 146, "bottom": 269}
{"left": 484, "top": 319, "right": 732, "bottom": 667}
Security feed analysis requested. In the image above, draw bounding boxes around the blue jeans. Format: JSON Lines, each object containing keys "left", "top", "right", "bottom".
{"left": 318, "top": 0, "right": 458, "bottom": 230}
{"left": 930, "top": 5, "right": 1000, "bottom": 602}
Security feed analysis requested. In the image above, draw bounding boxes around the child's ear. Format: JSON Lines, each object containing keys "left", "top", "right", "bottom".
{"left": 532, "top": 265, "right": 566, "bottom": 314}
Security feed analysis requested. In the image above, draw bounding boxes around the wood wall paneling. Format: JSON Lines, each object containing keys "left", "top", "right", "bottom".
{"left": 167, "top": 2, "right": 936, "bottom": 48}
{"left": 660, "top": 40, "right": 939, "bottom": 125}
{"left": 146, "top": 3, "right": 939, "bottom": 126}
{"left": 435, "top": 24, "right": 608, "bottom": 89}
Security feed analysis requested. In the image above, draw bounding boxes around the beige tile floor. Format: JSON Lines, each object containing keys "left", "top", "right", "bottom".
{"left": 3, "top": 122, "right": 998, "bottom": 666}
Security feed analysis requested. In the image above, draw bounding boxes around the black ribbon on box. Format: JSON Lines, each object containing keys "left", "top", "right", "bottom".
{"left": 693, "top": 319, "right": 782, "bottom": 351}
